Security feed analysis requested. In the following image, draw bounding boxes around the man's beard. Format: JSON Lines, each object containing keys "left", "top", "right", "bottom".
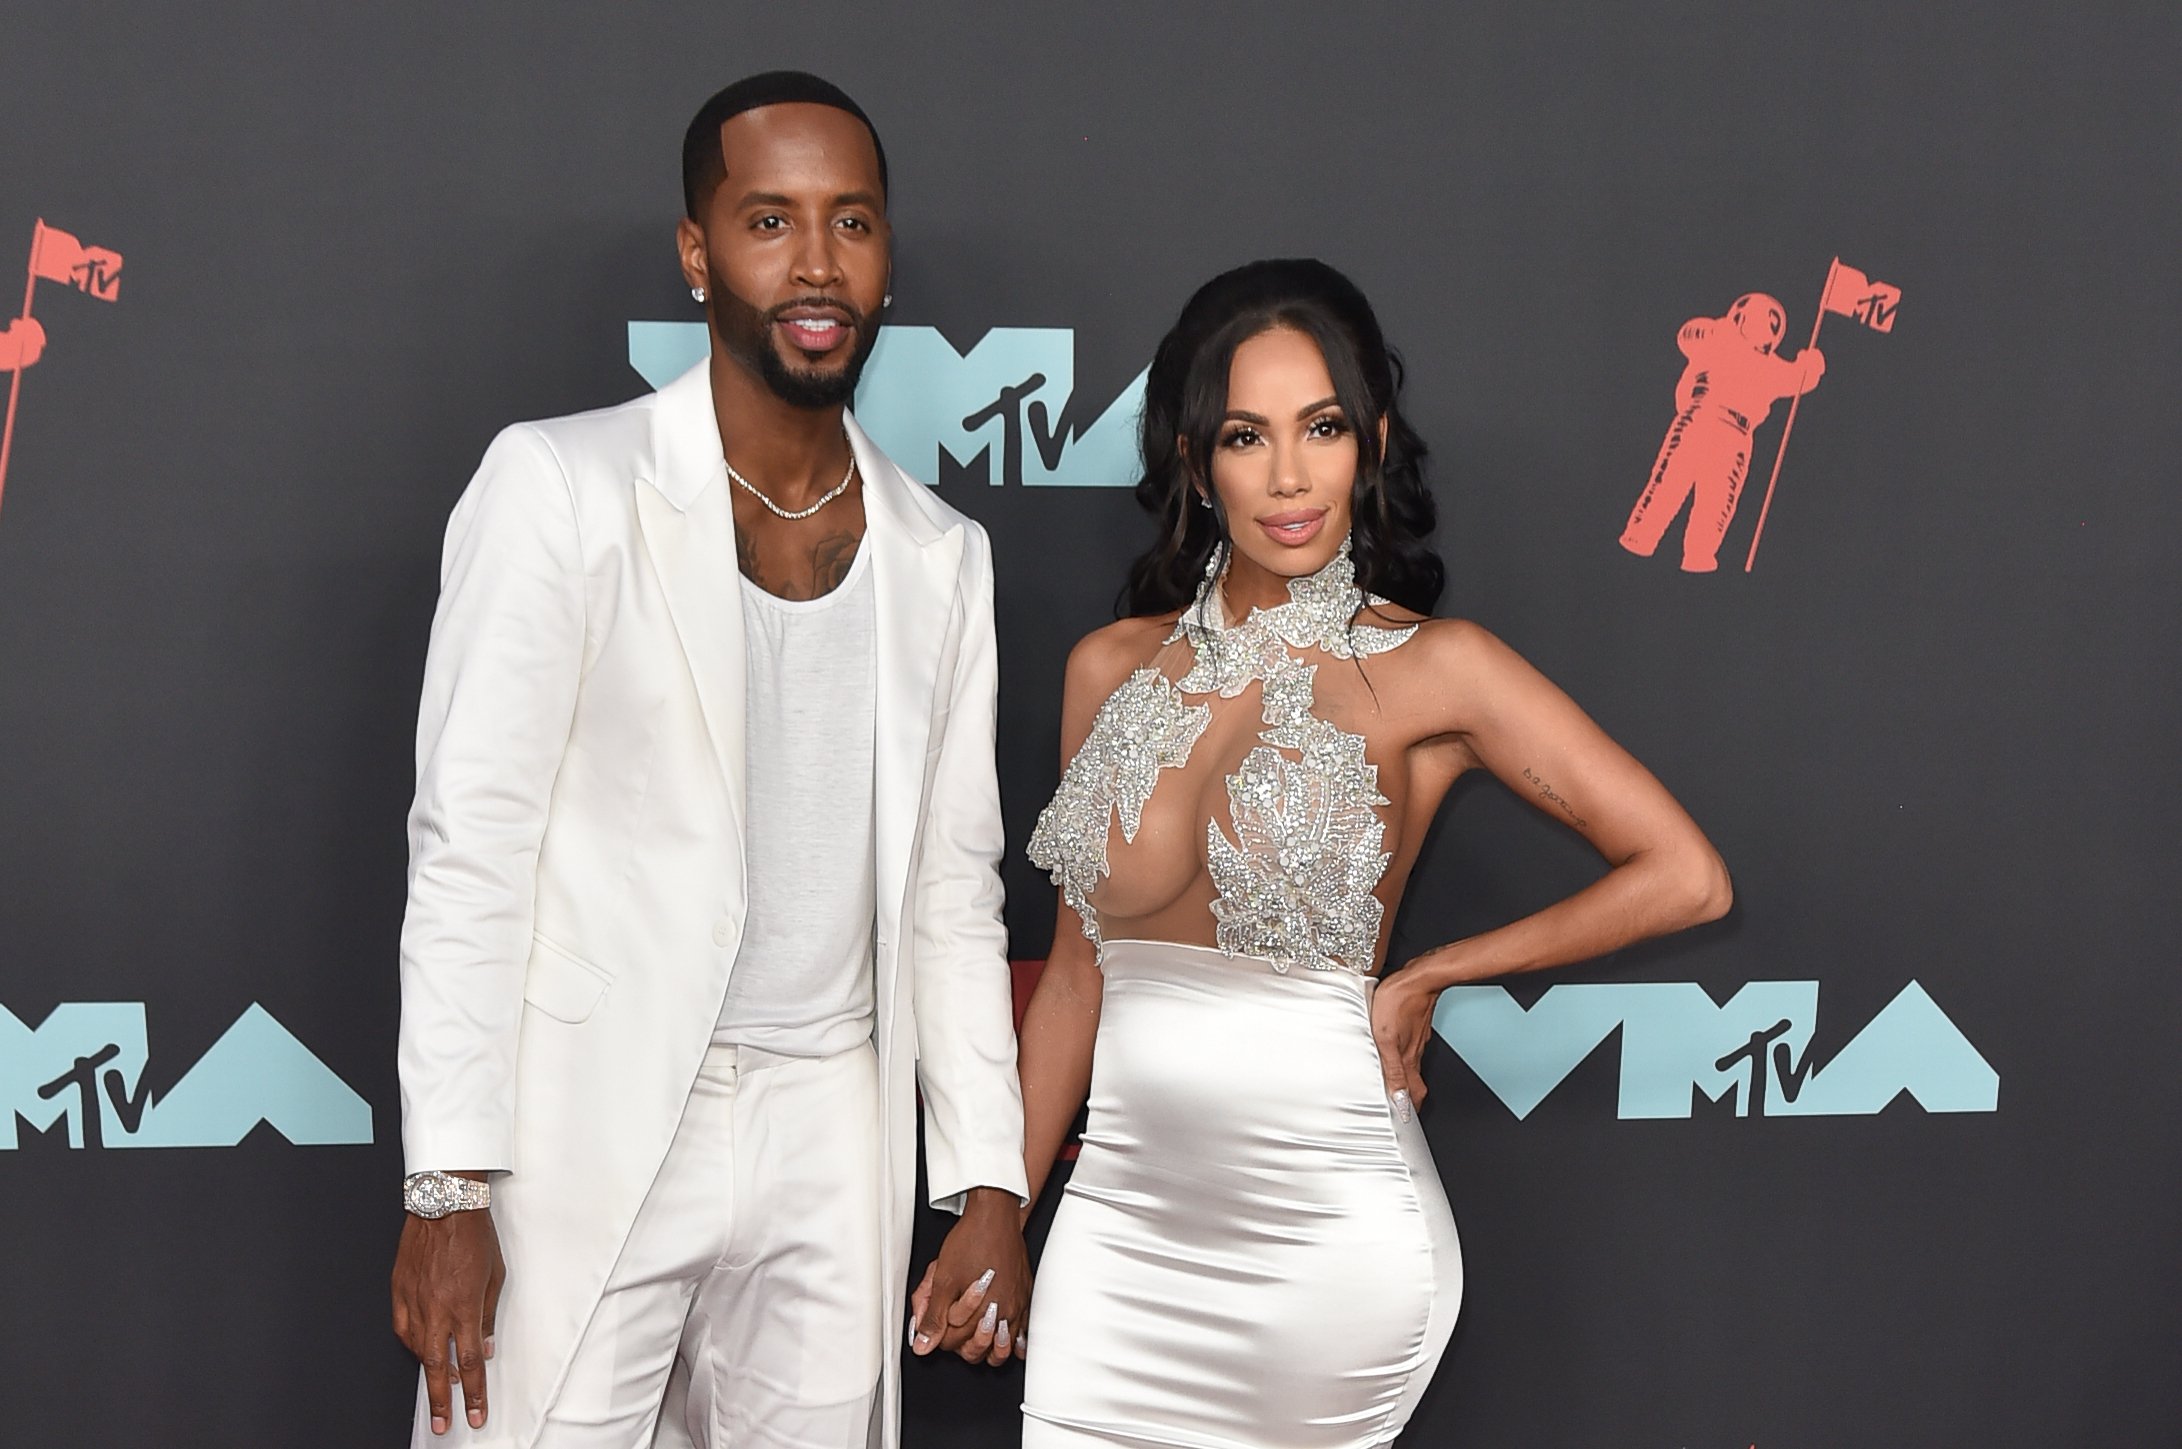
{"left": 707, "top": 270, "right": 879, "bottom": 411}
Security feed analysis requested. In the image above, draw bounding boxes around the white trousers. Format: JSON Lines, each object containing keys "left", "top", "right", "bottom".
{"left": 540, "top": 1040, "right": 885, "bottom": 1449}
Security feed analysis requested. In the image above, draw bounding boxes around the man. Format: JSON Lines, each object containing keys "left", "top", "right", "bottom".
{"left": 391, "top": 72, "right": 1029, "bottom": 1448}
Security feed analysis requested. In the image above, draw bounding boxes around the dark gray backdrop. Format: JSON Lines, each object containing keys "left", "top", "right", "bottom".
{"left": 2, "top": 4, "right": 2176, "bottom": 1446}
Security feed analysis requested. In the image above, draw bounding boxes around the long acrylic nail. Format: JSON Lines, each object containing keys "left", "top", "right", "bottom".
{"left": 995, "top": 1317, "right": 1012, "bottom": 1350}
{"left": 1391, "top": 1089, "right": 1414, "bottom": 1124}
{"left": 972, "top": 1268, "right": 995, "bottom": 1294}
{"left": 980, "top": 1301, "right": 998, "bottom": 1335}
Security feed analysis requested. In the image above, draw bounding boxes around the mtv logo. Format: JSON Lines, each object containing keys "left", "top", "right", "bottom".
{"left": 1434, "top": 980, "right": 1998, "bottom": 1120}
{"left": 1, "top": 1002, "right": 373, "bottom": 1149}
{"left": 628, "top": 322, "right": 1145, "bottom": 487}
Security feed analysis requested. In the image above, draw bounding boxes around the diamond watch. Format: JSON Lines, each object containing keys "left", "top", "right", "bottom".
{"left": 403, "top": 1170, "right": 491, "bottom": 1219}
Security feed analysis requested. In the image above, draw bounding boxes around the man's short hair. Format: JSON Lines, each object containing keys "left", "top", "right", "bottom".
{"left": 681, "top": 70, "right": 889, "bottom": 220}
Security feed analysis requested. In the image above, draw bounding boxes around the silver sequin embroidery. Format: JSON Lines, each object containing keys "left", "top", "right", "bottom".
{"left": 1026, "top": 667, "right": 1209, "bottom": 943}
{"left": 1027, "top": 540, "right": 1419, "bottom": 974}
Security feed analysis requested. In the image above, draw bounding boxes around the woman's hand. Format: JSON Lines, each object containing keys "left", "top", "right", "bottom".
{"left": 1370, "top": 967, "right": 1442, "bottom": 1122}
{"left": 907, "top": 1188, "right": 1031, "bottom": 1365}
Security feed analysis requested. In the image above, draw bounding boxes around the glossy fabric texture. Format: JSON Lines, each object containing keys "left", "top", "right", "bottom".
{"left": 1022, "top": 941, "right": 1461, "bottom": 1448}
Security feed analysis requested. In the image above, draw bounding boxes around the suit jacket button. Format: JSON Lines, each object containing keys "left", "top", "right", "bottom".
{"left": 712, "top": 921, "right": 732, "bottom": 947}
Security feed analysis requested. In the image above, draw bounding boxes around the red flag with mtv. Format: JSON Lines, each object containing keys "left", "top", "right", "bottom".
{"left": 30, "top": 223, "right": 124, "bottom": 302}
{"left": 1819, "top": 261, "right": 1901, "bottom": 334}
{"left": 1, "top": 218, "right": 127, "bottom": 520}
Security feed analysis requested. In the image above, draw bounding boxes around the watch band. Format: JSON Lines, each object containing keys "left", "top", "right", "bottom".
{"left": 404, "top": 1170, "right": 491, "bottom": 1219}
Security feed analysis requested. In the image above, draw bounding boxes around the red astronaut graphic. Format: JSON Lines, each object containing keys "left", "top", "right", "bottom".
{"left": 0, "top": 218, "right": 124, "bottom": 520}
{"left": 1619, "top": 293, "right": 1825, "bottom": 573}
{"left": 1620, "top": 258, "right": 1901, "bottom": 575}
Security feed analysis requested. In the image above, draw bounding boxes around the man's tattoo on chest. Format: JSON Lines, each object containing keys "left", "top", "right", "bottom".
{"left": 736, "top": 528, "right": 863, "bottom": 600}
{"left": 735, "top": 528, "right": 765, "bottom": 589}
{"left": 809, "top": 532, "right": 860, "bottom": 595}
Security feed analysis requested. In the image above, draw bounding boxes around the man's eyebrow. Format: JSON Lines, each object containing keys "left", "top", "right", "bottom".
{"left": 731, "top": 190, "right": 882, "bottom": 210}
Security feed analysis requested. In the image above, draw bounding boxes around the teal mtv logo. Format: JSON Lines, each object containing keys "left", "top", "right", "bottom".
{"left": 2, "top": 1002, "right": 373, "bottom": 1148}
{"left": 1434, "top": 980, "right": 1998, "bottom": 1119}
{"left": 628, "top": 322, "right": 1145, "bottom": 487}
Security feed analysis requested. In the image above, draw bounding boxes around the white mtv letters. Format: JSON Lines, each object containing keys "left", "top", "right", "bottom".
{"left": 628, "top": 322, "right": 1145, "bottom": 487}
{"left": 1, "top": 1002, "right": 372, "bottom": 1149}
{"left": 1433, "top": 980, "right": 1999, "bottom": 1120}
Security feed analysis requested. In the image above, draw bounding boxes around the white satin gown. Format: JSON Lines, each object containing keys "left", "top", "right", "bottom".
{"left": 1022, "top": 544, "right": 1463, "bottom": 1448}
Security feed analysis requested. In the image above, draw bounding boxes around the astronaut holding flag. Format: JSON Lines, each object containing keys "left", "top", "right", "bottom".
{"left": 1620, "top": 256, "right": 1900, "bottom": 574}
{"left": 1619, "top": 291, "right": 1828, "bottom": 573}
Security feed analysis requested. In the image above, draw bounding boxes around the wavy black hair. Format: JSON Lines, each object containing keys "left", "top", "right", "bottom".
{"left": 1120, "top": 258, "right": 1443, "bottom": 619}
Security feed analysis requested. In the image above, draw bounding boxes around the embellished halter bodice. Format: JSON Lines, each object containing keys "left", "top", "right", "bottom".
{"left": 1026, "top": 541, "right": 1420, "bottom": 975}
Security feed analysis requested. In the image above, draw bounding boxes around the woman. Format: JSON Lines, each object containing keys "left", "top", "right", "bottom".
{"left": 928, "top": 258, "right": 1731, "bottom": 1446}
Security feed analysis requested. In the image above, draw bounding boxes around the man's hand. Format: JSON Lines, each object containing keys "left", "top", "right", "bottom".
{"left": 1372, "top": 967, "right": 1442, "bottom": 1124}
{"left": 908, "top": 1187, "right": 1030, "bottom": 1366}
{"left": 391, "top": 1187, "right": 505, "bottom": 1435}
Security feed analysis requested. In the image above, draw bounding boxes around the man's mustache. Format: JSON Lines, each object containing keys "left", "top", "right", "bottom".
{"left": 764, "top": 295, "right": 866, "bottom": 328}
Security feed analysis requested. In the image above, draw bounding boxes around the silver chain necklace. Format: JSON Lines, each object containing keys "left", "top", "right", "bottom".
{"left": 726, "top": 431, "right": 857, "bottom": 521}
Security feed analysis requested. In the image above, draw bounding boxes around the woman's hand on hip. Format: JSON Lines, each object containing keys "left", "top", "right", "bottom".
{"left": 1371, "top": 968, "right": 1441, "bottom": 1123}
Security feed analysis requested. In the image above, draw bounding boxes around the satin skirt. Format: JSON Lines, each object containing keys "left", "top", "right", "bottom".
{"left": 1022, "top": 940, "right": 1462, "bottom": 1449}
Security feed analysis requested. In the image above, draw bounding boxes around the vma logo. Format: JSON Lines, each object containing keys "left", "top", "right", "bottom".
{"left": 1434, "top": 979, "right": 1997, "bottom": 1119}
{"left": 629, "top": 322, "right": 1143, "bottom": 487}
{"left": 3, "top": 1003, "right": 373, "bottom": 1149}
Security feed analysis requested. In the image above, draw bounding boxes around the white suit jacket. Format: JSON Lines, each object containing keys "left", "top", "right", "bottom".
{"left": 397, "top": 359, "right": 1028, "bottom": 1449}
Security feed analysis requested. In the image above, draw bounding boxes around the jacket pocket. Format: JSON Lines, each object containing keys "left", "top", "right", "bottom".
{"left": 523, "top": 935, "right": 612, "bottom": 1023}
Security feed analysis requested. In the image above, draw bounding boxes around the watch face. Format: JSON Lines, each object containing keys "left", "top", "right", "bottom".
{"left": 408, "top": 1175, "right": 451, "bottom": 1218}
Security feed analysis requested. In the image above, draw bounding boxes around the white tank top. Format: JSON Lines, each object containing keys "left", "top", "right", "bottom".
{"left": 714, "top": 541, "right": 878, "bottom": 1055}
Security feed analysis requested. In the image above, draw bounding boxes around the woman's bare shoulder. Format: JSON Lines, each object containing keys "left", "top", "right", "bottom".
{"left": 1374, "top": 615, "right": 1534, "bottom": 710}
{"left": 1064, "top": 613, "right": 1182, "bottom": 699}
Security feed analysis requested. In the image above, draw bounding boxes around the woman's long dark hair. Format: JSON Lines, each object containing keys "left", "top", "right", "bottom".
{"left": 1120, "top": 258, "right": 1443, "bottom": 618}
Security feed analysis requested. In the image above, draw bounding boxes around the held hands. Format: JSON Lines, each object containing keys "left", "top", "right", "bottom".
{"left": 1371, "top": 968, "right": 1443, "bottom": 1124}
{"left": 908, "top": 1186, "right": 1031, "bottom": 1366}
{"left": 391, "top": 1203, "right": 505, "bottom": 1435}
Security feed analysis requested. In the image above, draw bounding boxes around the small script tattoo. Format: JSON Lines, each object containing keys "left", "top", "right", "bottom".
{"left": 1521, "top": 766, "right": 1589, "bottom": 830}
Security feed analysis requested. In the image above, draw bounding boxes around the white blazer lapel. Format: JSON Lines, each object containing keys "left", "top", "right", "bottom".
{"left": 637, "top": 362, "right": 748, "bottom": 840}
{"left": 855, "top": 414, "right": 964, "bottom": 948}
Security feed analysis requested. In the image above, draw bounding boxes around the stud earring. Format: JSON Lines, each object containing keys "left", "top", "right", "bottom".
{"left": 691, "top": 285, "right": 706, "bottom": 303}
{"left": 883, "top": 292, "right": 893, "bottom": 307}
